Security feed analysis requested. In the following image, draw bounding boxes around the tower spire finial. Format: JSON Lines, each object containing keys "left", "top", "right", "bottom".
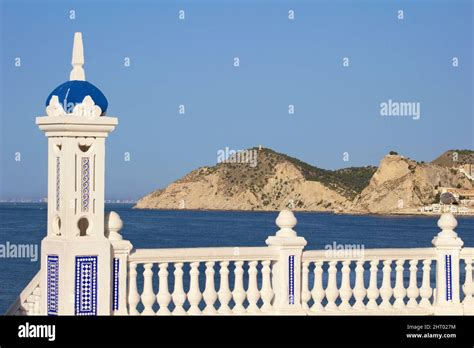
{"left": 70, "top": 32, "right": 86, "bottom": 81}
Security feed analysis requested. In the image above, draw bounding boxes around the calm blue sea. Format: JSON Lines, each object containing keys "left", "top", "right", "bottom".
{"left": 0, "top": 202, "right": 473, "bottom": 313}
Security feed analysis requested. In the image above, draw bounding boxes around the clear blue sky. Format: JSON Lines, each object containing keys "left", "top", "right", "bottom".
{"left": 0, "top": 0, "right": 472, "bottom": 200}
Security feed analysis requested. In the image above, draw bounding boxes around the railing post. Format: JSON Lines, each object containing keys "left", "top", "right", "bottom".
{"left": 105, "top": 211, "right": 133, "bottom": 315}
{"left": 266, "top": 209, "right": 307, "bottom": 314}
{"left": 432, "top": 212, "right": 464, "bottom": 315}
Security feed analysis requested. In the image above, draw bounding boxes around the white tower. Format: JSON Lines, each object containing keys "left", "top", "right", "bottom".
{"left": 36, "top": 33, "right": 118, "bottom": 315}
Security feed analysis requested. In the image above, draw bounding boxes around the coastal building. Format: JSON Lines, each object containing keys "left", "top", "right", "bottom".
{"left": 6, "top": 33, "right": 474, "bottom": 316}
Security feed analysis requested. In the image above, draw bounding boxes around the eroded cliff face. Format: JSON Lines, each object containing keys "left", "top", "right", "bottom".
{"left": 135, "top": 148, "right": 352, "bottom": 211}
{"left": 135, "top": 149, "right": 473, "bottom": 214}
{"left": 351, "top": 155, "right": 472, "bottom": 214}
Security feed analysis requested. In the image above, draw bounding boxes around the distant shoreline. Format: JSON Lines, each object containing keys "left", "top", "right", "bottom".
{"left": 132, "top": 205, "right": 474, "bottom": 217}
{"left": 1, "top": 202, "right": 472, "bottom": 217}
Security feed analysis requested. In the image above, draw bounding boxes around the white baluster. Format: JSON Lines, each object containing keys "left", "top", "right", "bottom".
{"left": 128, "top": 262, "right": 140, "bottom": 315}
{"left": 406, "top": 260, "right": 420, "bottom": 309}
{"left": 27, "top": 295, "right": 34, "bottom": 315}
{"left": 310, "top": 261, "right": 324, "bottom": 312}
{"left": 34, "top": 299, "right": 40, "bottom": 315}
{"left": 353, "top": 260, "right": 366, "bottom": 310}
{"left": 218, "top": 261, "right": 232, "bottom": 314}
{"left": 301, "top": 262, "right": 311, "bottom": 311}
{"left": 247, "top": 261, "right": 260, "bottom": 313}
{"left": 419, "top": 259, "right": 433, "bottom": 308}
{"left": 462, "top": 257, "right": 473, "bottom": 305}
{"left": 366, "top": 260, "right": 380, "bottom": 310}
{"left": 203, "top": 262, "right": 218, "bottom": 314}
{"left": 33, "top": 287, "right": 41, "bottom": 314}
{"left": 325, "top": 261, "right": 339, "bottom": 311}
{"left": 188, "top": 262, "right": 202, "bottom": 315}
{"left": 232, "top": 261, "right": 246, "bottom": 314}
{"left": 260, "top": 260, "right": 274, "bottom": 313}
{"left": 172, "top": 263, "right": 187, "bottom": 315}
{"left": 141, "top": 263, "right": 156, "bottom": 315}
{"left": 379, "top": 260, "right": 393, "bottom": 310}
{"left": 156, "top": 263, "right": 171, "bottom": 315}
{"left": 393, "top": 259, "right": 406, "bottom": 309}
{"left": 339, "top": 261, "right": 352, "bottom": 311}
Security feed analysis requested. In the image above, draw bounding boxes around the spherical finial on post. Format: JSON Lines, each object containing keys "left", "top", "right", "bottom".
{"left": 70, "top": 32, "right": 86, "bottom": 81}
{"left": 437, "top": 212, "right": 458, "bottom": 232}
{"left": 105, "top": 211, "right": 123, "bottom": 240}
{"left": 432, "top": 212, "right": 463, "bottom": 248}
{"left": 275, "top": 209, "right": 297, "bottom": 237}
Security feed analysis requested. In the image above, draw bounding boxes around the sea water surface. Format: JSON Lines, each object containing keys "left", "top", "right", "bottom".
{"left": 0, "top": 203, "right": 473, "bottom": 313}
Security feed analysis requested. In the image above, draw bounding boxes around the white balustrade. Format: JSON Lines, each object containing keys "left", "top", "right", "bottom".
{"left": 111, "top": 211, "right": 474, "bottom": 316}
{"left": 9, "top": 209, "right": 474, "bottom": 316}
{"left": 125, "top": 246, "right": 278, "bottom": 315}
{"left": 126, "top": 246, "right": 440, "bottom": 315}
{"left": 7, "top": 272, "right": 42, "bottom": 316}
{"left": 299, "top": 248, "right": 437, "bottom": 314}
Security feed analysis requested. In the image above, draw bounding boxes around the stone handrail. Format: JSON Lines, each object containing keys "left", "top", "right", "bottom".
{"left": 5, "top": 271, "right": 41, "bottom": 315}
{"left": 129, "top": 246, "right": 279, "bottom": 263}
{"left": 460, "top": 247, "right": 474, "bottom": 257}
{"left": 302, "top": 247, "right": 436, "bottom": 261}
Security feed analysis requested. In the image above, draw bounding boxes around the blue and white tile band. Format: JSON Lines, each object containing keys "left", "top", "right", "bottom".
{"left": 445, "top": 254, "right": 452, "bottom": 301}
{"left": 288, "top": 255, "right": 295, "bottom": 305}
{"left": 75, "top": 255, "right": 98, "bottom": 315}
{"left": 47, "top": 255, "right": 59, "bottom": 315}
{"left": 112, "top": 258, "right": 120, "bottom": 311}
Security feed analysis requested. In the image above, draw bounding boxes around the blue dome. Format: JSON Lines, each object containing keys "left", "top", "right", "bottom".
{"left": 45, "top": 80, "right": 108, "bottom": 115}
